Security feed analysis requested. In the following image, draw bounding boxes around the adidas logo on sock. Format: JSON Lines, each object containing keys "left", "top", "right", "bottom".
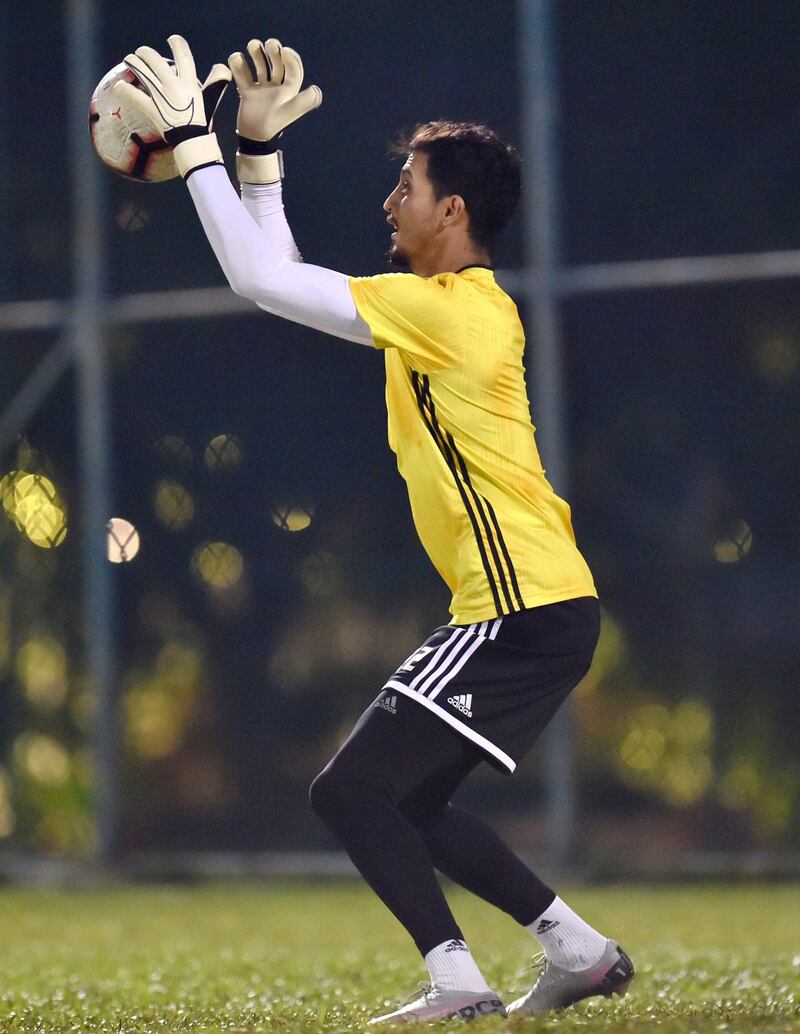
{"left": 374, "top": 694, "right": 397, "bottom": 714}
{"left": 447, "top": 694, "right": 473, "bottom": 717}
{"left": 536, "top": 918, "right": 560, "bottom": 934}
{"left": 444, "top": 939, "right": 468, "bottom": 953}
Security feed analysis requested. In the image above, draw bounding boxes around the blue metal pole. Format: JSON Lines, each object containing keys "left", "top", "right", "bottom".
{"left": 516, "top": 0, "right": 576, "bottom": 869}
{"left": 66, "top": 0, "right": 119, "bottom": 862}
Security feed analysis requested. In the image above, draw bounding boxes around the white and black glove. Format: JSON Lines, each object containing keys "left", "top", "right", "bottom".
{"left": 113, "top": 34, "right": 232, "bottom": 180}
{"left": 228, "top": 38, "right": 322, "bottom": 184}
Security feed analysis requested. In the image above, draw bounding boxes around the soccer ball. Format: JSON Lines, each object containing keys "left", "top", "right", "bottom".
{"left": 89, "top": 62, "right": 178, "bottom": 182}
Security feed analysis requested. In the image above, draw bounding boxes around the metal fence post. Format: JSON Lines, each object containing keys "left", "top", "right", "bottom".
{"left": 66, "top": 0, "right": 119, "bottom": 862}
{"left": 517, "top": 0, "right": 576, "bottom": 869}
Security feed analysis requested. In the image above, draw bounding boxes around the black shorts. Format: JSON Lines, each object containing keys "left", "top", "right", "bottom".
{"left": 379, "top": 596, "right": 600, "bottom": 773}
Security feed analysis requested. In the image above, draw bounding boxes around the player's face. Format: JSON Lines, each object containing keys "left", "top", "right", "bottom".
{"left": 383, "top": 152, "right": 442, "bottom": 272}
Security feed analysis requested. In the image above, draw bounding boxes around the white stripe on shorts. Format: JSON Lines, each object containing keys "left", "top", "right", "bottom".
{"left": 465, "top": 618, "right": 502, "bottom": 640}
{"left": 407, "top": 627, "right": 467, "bottom": 692}
{"left": 382, "top": 680, "right": 516, "bottom": 772}
{"left": 415, "top": 631, "right": 480, "bottom": 697}
{"left": 427, "top": 633, "right": 487, "bottom": 701}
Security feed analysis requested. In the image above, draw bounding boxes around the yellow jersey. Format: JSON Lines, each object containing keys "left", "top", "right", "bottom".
{"left": 349, "top": 266, "right": 596, "bottom": 624}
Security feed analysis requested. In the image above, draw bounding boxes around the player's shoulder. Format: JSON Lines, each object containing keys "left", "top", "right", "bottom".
{"left": 350, "top": 269, "right": 489, "bottom": 300}
{"left": 351, "top": 271, "right": 451, "bottom": 290}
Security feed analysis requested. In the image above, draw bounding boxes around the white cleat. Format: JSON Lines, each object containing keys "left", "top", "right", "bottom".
{"left": 507, "top": 939, "right": 635, "bottom": 1016}
{"left": 368, "top": 985, "right": 506, "bottom": 1025}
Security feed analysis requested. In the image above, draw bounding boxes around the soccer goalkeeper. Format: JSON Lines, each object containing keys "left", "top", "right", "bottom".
{"left": 116, "top": 34, "right": 635, "bottom": 1024}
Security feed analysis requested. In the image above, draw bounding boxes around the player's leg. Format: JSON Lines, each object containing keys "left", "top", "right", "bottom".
{"left": 399, "top": 783, "right": 557, "bottom": 926}
{"left": 400, "top": 784, "right": 628, "bottom": 1005}
{"left": 309, "top": 692, "right": 506, "bottom": 1022}
{"left": 394, "top": 598, "right": 633, "bottom": 1014}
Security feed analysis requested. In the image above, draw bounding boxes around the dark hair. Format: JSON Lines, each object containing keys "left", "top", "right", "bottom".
{"left": 392, "top": 120, "right": 521, "bottom": 252}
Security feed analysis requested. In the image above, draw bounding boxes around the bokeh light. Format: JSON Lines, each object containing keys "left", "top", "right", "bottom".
{"left": 16, "top": 635, "right": 68, "bottom": 712}
{"left": 271, "top": 503, "right": 315, "bottom": 532}
{"left": 0, "top": 766, "right": 15, "bottom": 838}
{"left": 713, "top": 519, "right": 752, "bottom": 563}
{"left": 107, "top": 517, "right": 140, "bottom": 562}
{"left": 616, "top": 698, "right": 714, "bottom": 807}
{"left": 204, "top": 434, "right": 243, "bottom": 471}
{"left": 191, "top": 541, "right": 244, "bottom": 588}
{"left": 12, "top": 733, "right": 71, "bottom": 786}
{"left": 154, "top": 479, "right": 195, "bottom": 530}
{"left": 115, "top": 198, "right": 153, "bottom": 232}
{"left": 751, "top": 332, "right": 799, "bottom": 383}
{"left": 154, "top": 435, "right": 193, "bottom": 469}
{"left": 124, "top": 641, "right": 202, "bottom": 760}
{"left": 0, "top": 471, "right": 67, "bottom": 548}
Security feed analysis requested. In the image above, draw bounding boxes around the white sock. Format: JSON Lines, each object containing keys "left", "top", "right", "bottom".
{"left": 526, "top": 896, "right": 607, "bottom": 972}
{"left": 424, "top": 938, "right": 492, "bottom": 992}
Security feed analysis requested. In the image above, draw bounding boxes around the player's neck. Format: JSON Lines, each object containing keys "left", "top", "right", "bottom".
{"left": 411, "top": 239, "right": 491, "bottom": 278}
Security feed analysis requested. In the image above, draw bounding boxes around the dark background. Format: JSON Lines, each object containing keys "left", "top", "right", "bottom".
{"left": 0, "top": 1, "right": 797, "bottom": 863}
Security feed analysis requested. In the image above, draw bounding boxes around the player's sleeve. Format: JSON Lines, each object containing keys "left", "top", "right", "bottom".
{"left": 349, "top": 272, "right": 466, "bottom": 372}
{"left": 186, "top": 166, "right": 372, "bottom": 345}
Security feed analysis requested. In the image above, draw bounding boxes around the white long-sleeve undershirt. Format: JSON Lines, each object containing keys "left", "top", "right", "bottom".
{"left": 186, "top": 165, "right": 372, "bottom": 345}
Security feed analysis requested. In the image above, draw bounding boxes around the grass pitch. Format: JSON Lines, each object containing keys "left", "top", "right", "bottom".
{"left": 0, "top": 881, "right": 797, "bottom": 1033}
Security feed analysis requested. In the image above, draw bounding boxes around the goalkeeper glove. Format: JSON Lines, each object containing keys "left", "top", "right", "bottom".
{"left": 228, "top": 38, "right": 322, "bottom": 184}
{"left": 113, "top": 34, "right": 232, "bottom": 180}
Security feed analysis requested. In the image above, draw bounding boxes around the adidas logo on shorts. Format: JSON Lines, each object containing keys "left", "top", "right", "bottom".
{"left": 447, "top": 694, "right": 473, "bottom": 718}
{"left": 375, "top": 694, "right": 397, "bottom": 714}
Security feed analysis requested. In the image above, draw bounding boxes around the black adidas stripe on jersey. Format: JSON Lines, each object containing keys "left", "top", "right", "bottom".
{"left": 411, "top": 371, "right": 523, "bottom": 615}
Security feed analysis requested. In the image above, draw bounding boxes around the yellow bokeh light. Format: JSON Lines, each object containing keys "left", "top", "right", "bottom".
{"left": 154, "top": 435, "right": 193, "bottom": 468}
{"left": 718, "top": 760, "right": 761, "bottom": 810}
{"left": 35, "top": 811, "right": 96, "bottom": 855}
{"left": 156, "top": 641, "right": 202, "bottom": 690}
{"left": 619, "top": 726, "right": 666, "bottom": 771}
{"left": 13, "top": 733, "right": 71, "bottom": 786}
{"left": 634, "top": 703, "right": 671, "bottom": 732}
{"left": 191, "top": 541, "right": 244, "bottom": 588}
{"left": 0, "top": 766, "right": 15, "bottom": 838}
{"left": 662, "top": 753, "right": 712, "bottom": 807}
{"left": 752, "top": 333, "right": 799, "bottom": 383}
{"left": 205, "top": 434, "right": 243, "bottom": 471}
{"left": 672, "top": 699, "right": 713, "bottom": 749}
{"left": 16, "top": 635, "right": 68, "bottom": 712}
{"left": 271, "top": 503, "right": 314, "bottom": 532}
{"left": 0, "top": 585, "right": 10, "bottom": 678}
{"left": 125, "top": 686, "right": 184, "bottom": 759}
{"left": 154, "top": 479, "right": 195, "bottom": 530}
{"left": 713, "top": 519, "right": 752, "bottom": 564}
{"left": 1, "top": 471, "right": 67, "bottom": 548}
{"left": 107, "top": 517, "right": 140, "bottom": 562}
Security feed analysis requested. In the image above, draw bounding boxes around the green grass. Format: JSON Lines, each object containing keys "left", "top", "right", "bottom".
{"left": 0, "top": 881, "right": 798, "bottom": 1032}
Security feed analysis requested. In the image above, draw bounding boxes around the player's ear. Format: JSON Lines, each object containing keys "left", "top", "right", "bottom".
{"left": 442, "top": 194, "right": 467, "bottom": 226}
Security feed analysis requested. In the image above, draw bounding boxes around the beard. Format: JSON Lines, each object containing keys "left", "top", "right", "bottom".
{"left": 387, "top": 241, "right": 412, "bottom": 271}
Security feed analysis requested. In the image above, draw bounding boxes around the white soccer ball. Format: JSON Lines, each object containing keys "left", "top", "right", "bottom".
{"left": 89, "top": 62, "right": 178, "bottom": 182}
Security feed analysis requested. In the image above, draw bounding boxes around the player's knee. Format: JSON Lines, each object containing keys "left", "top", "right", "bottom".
{"left": 310, "top": 757, "right": 382, "bottom": 829}
{"left": 309, "top": 762, "right": 351, "bottom": 823}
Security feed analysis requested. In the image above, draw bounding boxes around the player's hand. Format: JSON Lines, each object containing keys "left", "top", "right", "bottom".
{"left": 228, "top": 38, "right": 321, "bottom": 183}
{"left": 113, "top": 35, "right": 232, "bottom": 179}
{"left": 229, "top": 38, "right": 322, "bottom": 143}
{"left": 201, "top": 62, "right": 233, "bottom": 132}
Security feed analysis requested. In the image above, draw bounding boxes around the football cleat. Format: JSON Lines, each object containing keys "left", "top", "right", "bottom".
{"left": 368, "top": 984, "right": 506, "bottom": 1025}
{"left": 506, "top": 939, "right": 634, "bottom": 1016}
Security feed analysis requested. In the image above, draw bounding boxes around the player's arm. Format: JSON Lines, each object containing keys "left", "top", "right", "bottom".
{"left": 187, "top": 167, "right": 370, "bottom": 342}
{"left": 114, "top": 35, "right": 372, "bottom": 345}
{"left": 229, "top": 38, "right": 304, "bottom": 260}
